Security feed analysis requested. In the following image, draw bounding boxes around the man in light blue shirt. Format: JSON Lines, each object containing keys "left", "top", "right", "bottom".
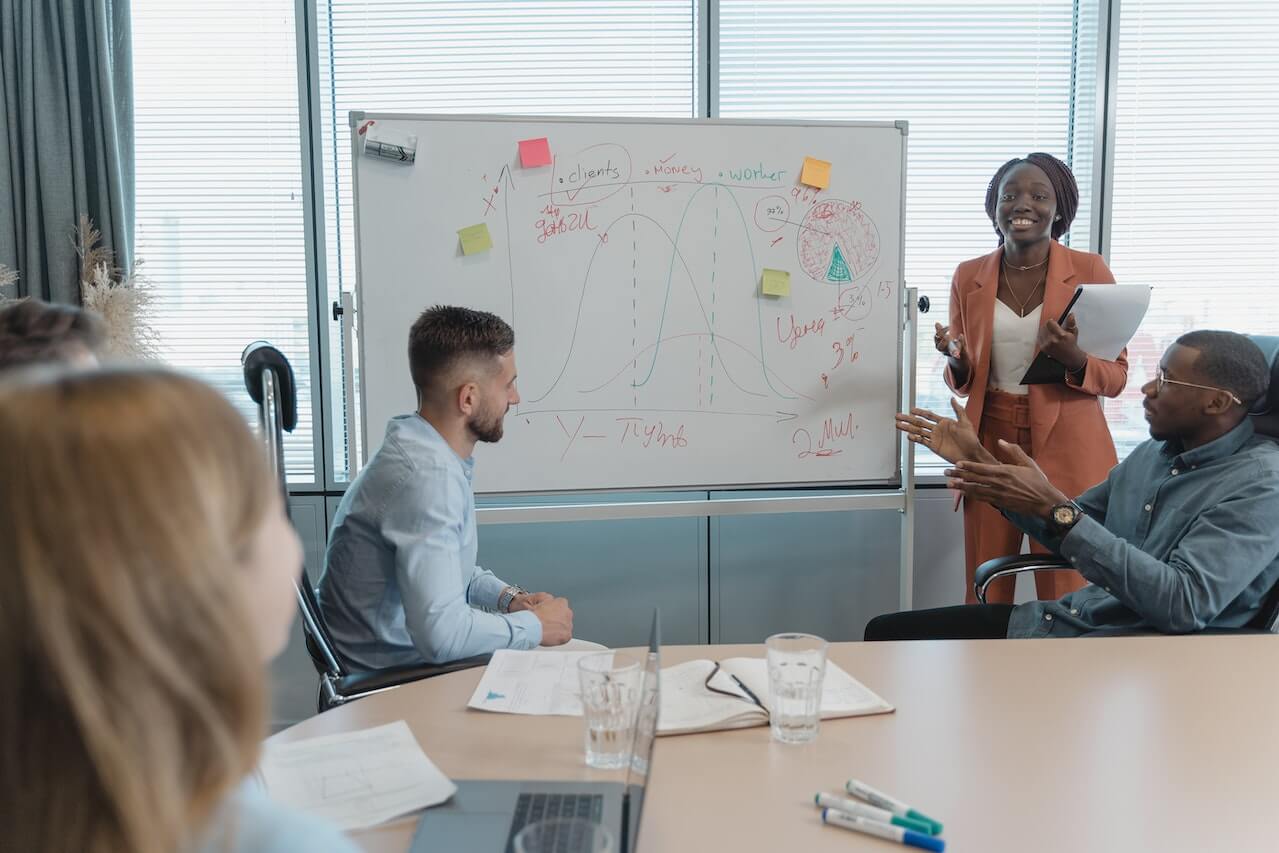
{"left": 319, "top": 306, "right": 573, "bottom": 668}
{"left": 875, "top": 330, "right": 1279, "bottom": 639}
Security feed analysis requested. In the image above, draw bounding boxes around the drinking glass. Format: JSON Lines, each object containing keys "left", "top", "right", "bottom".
{"left": 577, "top": 652, "right": 641, "bottom": 769}
{"left": 513, "top": 818, "right": 614, "bottom": 853}
{"left": 765, "top": 632, "right": 828, "bottom": 744}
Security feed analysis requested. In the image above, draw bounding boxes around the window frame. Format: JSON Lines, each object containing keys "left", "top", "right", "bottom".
{"left": 288, "top": 0, "right": 1135, "bottom": 491}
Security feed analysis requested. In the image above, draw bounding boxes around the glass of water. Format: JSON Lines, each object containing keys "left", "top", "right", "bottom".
{"left": 765, "top": 633, "right": 828, "bottom": 744}
{"left": 577, "top": 652, "right": 641, "bottom": 769}
{"left": 514, "top": 818, "right": 614, "bottom": 853}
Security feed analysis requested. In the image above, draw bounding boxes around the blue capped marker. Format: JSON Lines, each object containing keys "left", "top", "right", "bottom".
{"left": 822, "top": 809, "right": 945, "bottom": 852}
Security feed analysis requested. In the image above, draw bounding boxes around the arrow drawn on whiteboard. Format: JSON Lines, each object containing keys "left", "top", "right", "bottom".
{"left": 775, "top": 411, "right": 798, "bottom": 422}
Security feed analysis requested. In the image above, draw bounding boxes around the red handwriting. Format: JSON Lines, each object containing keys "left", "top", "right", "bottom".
{"left": 776, "top": 313, "right": 825, "bottom": 350}
{"left": 791, "top": 185, "right": 823, "bottom": 206}
{"left": 535, "top": 204, "right": 596, "bottom": 244}
{"left": 617, "top": 418, "right": 688, "bottom": 449}
{"left": 645, "top": 153, "right": 704, "bottom": 183}
{"left": 792, "top": 412, "right": 856, "bottom": 459}
{"left": 830, "top": 334, "right": 860, "bottom": 371}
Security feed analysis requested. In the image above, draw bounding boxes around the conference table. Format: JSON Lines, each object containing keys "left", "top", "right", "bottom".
{"left": 272, "top": 635, "right": 1279, "bottom": 852}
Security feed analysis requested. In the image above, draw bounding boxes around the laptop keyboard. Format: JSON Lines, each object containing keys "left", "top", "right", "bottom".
{"left": 504, "top": 793, "right": 605, "bottom": 853}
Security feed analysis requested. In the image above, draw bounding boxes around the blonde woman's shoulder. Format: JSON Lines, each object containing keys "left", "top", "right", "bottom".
{"left": 191, "top": 780, "right": 360, "bottom": 853}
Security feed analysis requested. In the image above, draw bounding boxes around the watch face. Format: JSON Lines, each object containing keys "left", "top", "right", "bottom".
{"left": 1053, "top": 505, "right": 1076, "bottom": 526}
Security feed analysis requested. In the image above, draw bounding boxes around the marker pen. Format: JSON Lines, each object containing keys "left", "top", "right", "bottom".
{"left": 845, "top": 779, "right": 944, "bottom": 835}
{"left": 821, "top": 809, "right": 945, "bottom": 852}
{"left": 814, "top": 793, "right": 933, "bottom": 835}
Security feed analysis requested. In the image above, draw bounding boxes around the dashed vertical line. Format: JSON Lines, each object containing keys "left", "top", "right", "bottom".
{"left": 631, "top": 186, "right": 637, "bottom": 407}
{"left": 709, "top": 188, "right": 720, "bottom": 406}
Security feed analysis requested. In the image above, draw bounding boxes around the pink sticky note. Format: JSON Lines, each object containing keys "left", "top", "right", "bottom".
{"left": 518, "top": 137, "right": 552, "bottom": 168}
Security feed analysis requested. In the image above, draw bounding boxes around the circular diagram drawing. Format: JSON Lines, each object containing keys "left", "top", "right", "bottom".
{"left": 797, "top": 199, "right": 880, "bottom": 285}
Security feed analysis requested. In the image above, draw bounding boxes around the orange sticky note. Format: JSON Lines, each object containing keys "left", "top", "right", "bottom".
{"left": 761, "top": 268, "right": 791, "bottom": 297}
{"left": 458, "top": 223, "right": 493, "bottom": 255}
{"left": 518, "top": 137, "right": 552, "bottom": 168}
{"left": 800, "top": 156, "right": 831, "bottom": 189}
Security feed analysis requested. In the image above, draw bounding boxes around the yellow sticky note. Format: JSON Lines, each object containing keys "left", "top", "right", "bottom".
{"left": 458, "top": 223, "right": 493, "bottom": 255}
{"left": 761, "top": 268, "right": 791, "bottom": 297}
{"left": 800, "top": 156, "right": 831, "bottom": 189}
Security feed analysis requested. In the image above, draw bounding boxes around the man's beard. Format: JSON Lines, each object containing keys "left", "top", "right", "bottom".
{"left": 468, "top": 407, "right": 506, "bottom": 443}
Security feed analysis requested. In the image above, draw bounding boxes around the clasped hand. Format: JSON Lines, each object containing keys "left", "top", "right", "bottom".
{"left": 1037, "top": 313, "right": 1086, "bottom": 373}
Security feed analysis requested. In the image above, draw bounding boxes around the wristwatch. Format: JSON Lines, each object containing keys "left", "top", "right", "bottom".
{"left": 498, "top": 585, "right": 528, "bottom": 613}
{"left": 1049, "top": 501, "right": 1085, "bottom": 536}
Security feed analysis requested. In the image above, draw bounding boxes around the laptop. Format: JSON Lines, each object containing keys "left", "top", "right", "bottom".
{"left": 410, "top": 611, "right": 661, "bottom": 853}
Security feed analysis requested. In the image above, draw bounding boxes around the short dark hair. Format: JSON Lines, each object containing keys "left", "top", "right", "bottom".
{"left": 984, "top": 152, "right": 1079, "bottom": 245}
{"left": 0, "top": 299, "right": 104, "bottom": 370}
{"left": 408, "top": 305, "right": 514, "bottom": 395}
{"left": 1175, "top": 330, "right": 1270, "bottom": 408}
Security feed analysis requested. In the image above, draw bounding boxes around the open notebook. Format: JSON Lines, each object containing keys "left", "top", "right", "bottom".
{"left": 657, "top": 658, "right": 893, "bottom": 736}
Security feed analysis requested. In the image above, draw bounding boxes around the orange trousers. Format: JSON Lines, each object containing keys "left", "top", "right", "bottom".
{"left": 961, "top": 390, "right": 1087, "bottom": 604}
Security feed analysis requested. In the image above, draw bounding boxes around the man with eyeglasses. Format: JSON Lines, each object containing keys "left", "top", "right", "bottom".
{"left": 872, "top": 329, "right": 1279, "bottom": 639}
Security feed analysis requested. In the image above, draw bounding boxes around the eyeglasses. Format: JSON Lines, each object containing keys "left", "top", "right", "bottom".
{"left": 1155, "top": 367, "right": 1243, "bottom": 406}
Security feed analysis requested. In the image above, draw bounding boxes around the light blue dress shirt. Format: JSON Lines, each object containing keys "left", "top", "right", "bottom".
{"left": 191, "top": 780, "right": 357, "bottom": 852}
{"left": 319, "top": 414, "right": 541, "bottom": 668}
{"left": 1007, "top": 418, "right": 1279, "bottom": 637}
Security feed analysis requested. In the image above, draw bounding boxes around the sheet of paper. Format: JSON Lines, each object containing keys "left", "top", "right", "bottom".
{"left": 761, "top": 268, "right": 791, "bottom": 297}
{"left": 466, "top": 649, "right": 608, "bottom": 716}
{"left": 518, "top": 136, "right": 553, "bottom": 167}
{"left": 1069, "top": 284, "right": 1152, "bottom": 361}
{"left": 800, "top": 156, "right": 831, "bottom": 189}
{"left": 260, "top": 720, "right": 455, "bottom": 831}
{"left": 457, "top": 222, "right": 494, "bottom": 255}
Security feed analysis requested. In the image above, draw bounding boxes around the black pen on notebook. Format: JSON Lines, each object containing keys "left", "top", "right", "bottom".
{"left": 729, "top": 674, "right": 766, "bottom": 710}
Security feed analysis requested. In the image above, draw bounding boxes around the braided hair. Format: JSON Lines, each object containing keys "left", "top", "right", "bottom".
{"left": 984, "top": 152, "right": 1079, "bottom": 245}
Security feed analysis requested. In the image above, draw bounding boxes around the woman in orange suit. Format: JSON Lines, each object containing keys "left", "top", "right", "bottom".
{"left": 934, "top": 153, "right": 1127, "bottom": 603}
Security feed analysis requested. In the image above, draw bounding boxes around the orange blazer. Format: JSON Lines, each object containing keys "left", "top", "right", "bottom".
{"left": 944, "top": 240, "right": 1127, "bottom": 499}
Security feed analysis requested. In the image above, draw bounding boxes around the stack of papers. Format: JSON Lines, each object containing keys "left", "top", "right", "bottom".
{"left": 260, "top": 720, "right": 456, "bottom": 830}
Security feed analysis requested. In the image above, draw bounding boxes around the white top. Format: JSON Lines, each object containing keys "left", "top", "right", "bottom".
{"left": 988, "top": 301, "right": 1042, "bottom": 395}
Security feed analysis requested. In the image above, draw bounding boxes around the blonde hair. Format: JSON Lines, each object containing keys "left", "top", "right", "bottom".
{"left": 0, "top": 367, "right": 275, "bottom": 852}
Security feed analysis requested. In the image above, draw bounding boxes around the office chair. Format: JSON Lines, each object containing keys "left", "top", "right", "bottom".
{"left": 241, "top": 341, "right": 489, "bottom": 712}
{"left": 974, "top": 335, "right": 1279, "bottom": 634}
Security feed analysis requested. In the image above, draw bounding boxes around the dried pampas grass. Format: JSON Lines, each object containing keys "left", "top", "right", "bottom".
{"left": 76, "top": 216, "right": 159, "bottom": 361}
{"left": 0, "top": 264, "right": 17, "bottom": 300}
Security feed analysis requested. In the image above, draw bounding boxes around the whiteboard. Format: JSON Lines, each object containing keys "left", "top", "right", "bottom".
{"left": 352, "top": 114, "right": 907, "bottom": 494}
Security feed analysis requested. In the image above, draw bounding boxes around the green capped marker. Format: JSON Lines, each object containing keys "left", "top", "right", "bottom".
{"left": 846, "top": 779, "right": 944, "bottom": 836}
{"left": 815, "top": 793, "right": 933, "bottom": 834}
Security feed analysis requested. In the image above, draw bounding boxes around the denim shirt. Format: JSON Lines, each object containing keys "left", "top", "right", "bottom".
{"left": 318, "top": 415, "right": 541, "bottom": 668}
{"left": 1007, "top": 418, "right": 1279, "bottom": 637}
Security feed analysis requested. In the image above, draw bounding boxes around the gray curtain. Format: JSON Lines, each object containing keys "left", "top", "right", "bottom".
{"left": 0, "top": 0, "right": 133, "bottom": 303}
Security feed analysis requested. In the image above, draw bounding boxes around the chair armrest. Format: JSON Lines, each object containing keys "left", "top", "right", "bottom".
{"left": 333, "top": 653, "right": 492, "bottom": 698}
{"left": 974, "top": 554, "right": 1072, "bottom": 604}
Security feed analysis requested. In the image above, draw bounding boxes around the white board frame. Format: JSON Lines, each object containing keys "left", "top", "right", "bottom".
{"left": 345, "top": 113, "right": 917, "bottom": 606}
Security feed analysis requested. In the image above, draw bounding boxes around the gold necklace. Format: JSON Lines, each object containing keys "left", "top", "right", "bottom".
{"left": 1001, "top": 262, "right": 1046, "bottom": 318}
{"left": 1003, "top": 253, "right": 1049, "bottom": 272}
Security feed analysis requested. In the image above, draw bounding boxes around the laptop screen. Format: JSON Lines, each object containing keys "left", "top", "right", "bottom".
{"left": 621, "top": 610, "right": 660, "bottom": 853}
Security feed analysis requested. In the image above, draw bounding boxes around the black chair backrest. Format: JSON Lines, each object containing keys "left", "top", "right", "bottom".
{"left": 241, "top": 341, "right": 298, "bottom": 431}
{"left": 1247, "top": 335, "right": 1279, "bottom": 437}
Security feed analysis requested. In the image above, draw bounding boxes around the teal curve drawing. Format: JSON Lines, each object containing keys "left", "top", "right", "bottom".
{"left": 523, "top": 209, "right": 768, "bottom": 403}
{"left": 637, "top": 181, "right": 795, "bottom": 400}
{"left": 826, "top": 243, "right": 852, "bottom": 283}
